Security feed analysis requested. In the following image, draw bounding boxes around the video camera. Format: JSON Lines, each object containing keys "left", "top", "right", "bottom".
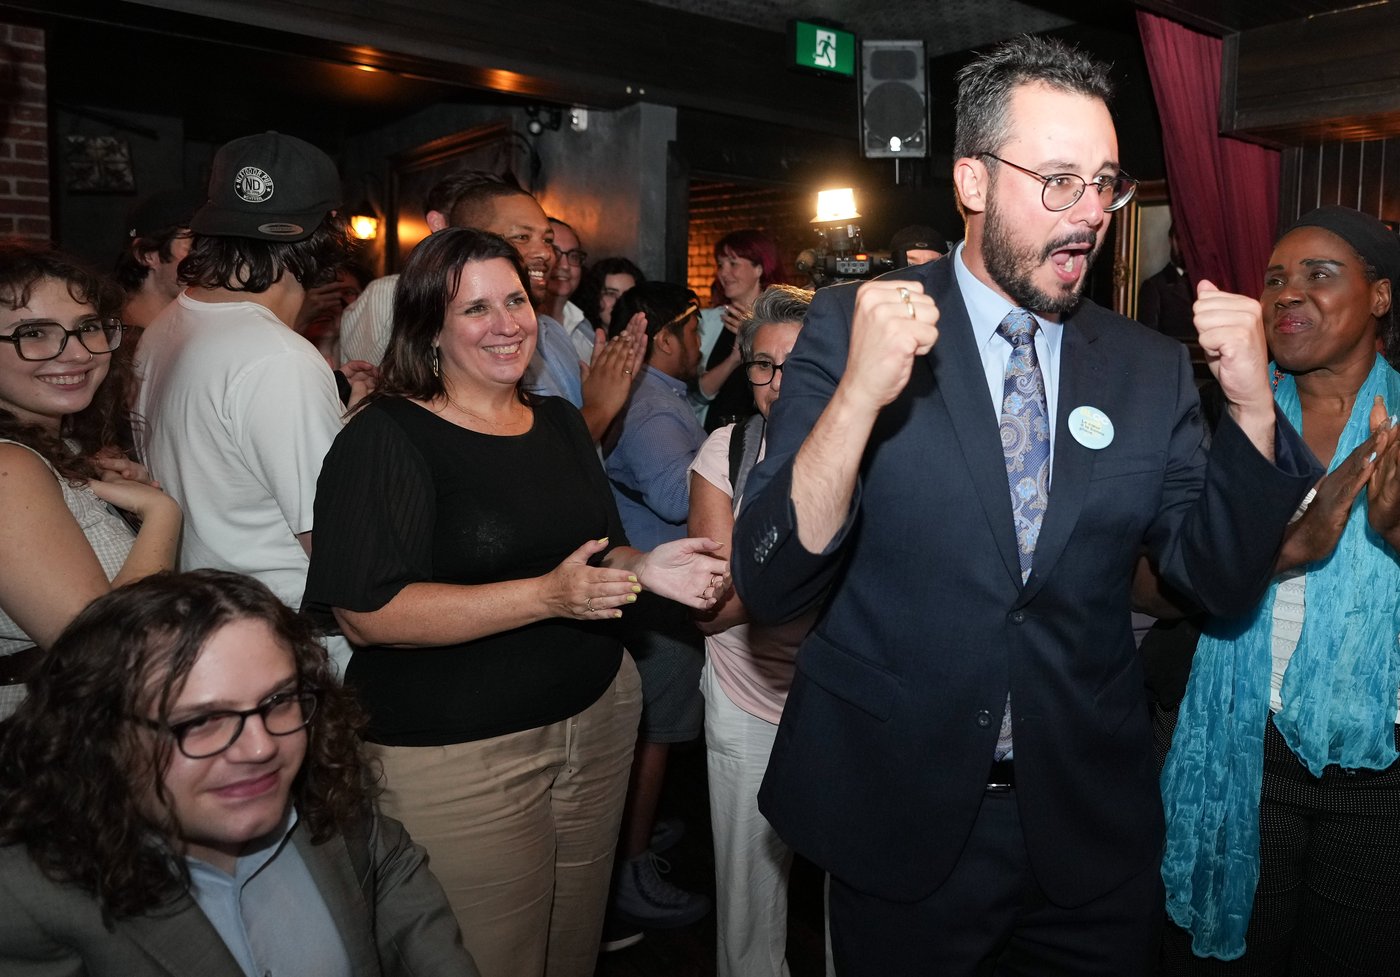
{"left": 795, "top": 219, "right": 893, "bottom": 288}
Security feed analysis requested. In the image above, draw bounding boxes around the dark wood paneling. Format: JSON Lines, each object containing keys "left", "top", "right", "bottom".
{"left": 1279, "top": 137, "right": 1400, "bottom": 227}
{"left": 1224, "top": 4, "right": 1400, "bottom": 144}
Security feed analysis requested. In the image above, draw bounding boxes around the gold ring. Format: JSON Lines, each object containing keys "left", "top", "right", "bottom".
{"left": 585, "top": 597, "right": 595, "bottom": 612}
{"left": 623, "top": 369, "right": 632, "bottom": 376}
{"left": 898, "top": 287, "right": 911, "bottom": 303}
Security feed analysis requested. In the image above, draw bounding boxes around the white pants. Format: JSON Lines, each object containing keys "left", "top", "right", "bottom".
{"left": 702, "top": 659, "right": 796, "bottom": 977}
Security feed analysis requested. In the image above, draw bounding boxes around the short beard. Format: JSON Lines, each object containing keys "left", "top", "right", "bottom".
{"left": 983, "top": 193, "right": 1101, "bottom": 316}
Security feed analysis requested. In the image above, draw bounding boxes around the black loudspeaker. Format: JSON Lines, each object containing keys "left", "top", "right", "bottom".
{"left": 859, "top": 40, "right": 928, "bottom": 159}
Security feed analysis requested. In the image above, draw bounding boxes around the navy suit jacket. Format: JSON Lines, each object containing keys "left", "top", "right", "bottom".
{"left": 734, "top": 256, "right": 1319, "bottom": 906}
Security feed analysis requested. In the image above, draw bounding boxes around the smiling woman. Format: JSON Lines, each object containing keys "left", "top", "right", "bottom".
{"left": 304, "top": 227, "right": 727, "bottom": 977}
{"left": 0, "top": 242, "right": 181, "bottom": 721}
{"left": 0, "top": 570, "right": 479, "bottom": 977}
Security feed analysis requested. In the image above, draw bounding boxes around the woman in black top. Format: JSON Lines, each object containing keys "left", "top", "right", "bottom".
{"left": 305, "top": 228, "right": 726, "bottom": 977}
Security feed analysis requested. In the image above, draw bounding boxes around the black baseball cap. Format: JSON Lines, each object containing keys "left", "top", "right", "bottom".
{"left": 127, "top": 188, "right": 202, "bottom": 240}
{"left": 191, "top": 131, "right": 340, "bottom": 242}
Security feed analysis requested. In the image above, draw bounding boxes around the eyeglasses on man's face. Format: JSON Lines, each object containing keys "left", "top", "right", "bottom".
{"left": 744, "top": 359, "right": 786, "bottom": 386}
{"left": 978, "top": 153, "right": 1138, "bottom": 213}
{"left": 0, "top": 316, "right": 125, "bottom": 361}
{"left": 133, "top": 689, "right": 319, "bottom": 760}
{"left": 552, "top": 246, "right": 588, "bottom": 267}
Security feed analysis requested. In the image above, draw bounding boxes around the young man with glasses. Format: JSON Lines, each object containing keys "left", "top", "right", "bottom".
{"left": 732, "top": 34, "right": 1320, "bottom": 975}
{"left": 0, "top": 570, "right": 479, "bottom": 976}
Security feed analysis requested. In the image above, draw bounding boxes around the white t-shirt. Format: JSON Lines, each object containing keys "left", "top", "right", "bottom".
{"left": 135, "top": 293, "right": 344, "bottom": 609}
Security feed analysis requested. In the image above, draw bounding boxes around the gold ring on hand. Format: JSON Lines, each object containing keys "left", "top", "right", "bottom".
{"left": 585, "top": 597, "right": 595, "bottom": 612}
{"left": 899, "top": 287, "right": 915, "bottom": 318}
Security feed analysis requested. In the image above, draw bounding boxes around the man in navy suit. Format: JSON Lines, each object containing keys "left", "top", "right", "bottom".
{"left": 733, "top": 35, "right": 1320, "bottom": 976}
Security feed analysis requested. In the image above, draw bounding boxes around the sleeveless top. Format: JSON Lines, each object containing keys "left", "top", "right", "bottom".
{"left": 0, "top": 439, "right": 135, "bottom": 657}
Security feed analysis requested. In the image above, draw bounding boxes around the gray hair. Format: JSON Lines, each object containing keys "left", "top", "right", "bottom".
{"left": 953, "top": 35, "right": 1114, "bottom": 161}
{"left": 739, "top": 283, "right": 814, "bottom": 360}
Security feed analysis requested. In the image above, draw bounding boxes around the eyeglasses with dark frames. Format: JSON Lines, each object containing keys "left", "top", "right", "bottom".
{"left": 132, "top": 689, "right": 319, "bottom": 759}
{"left": 0, "top": 316, "right": 125, "bottom": 362}
{"left": 977, "top": 153, "right": 1138, "bottom": 213}
{"left": 744, "top": 359, "right": 787, "bottom": 387}
{"left": 552, "top": 246, "right": 588, "bottom": 267}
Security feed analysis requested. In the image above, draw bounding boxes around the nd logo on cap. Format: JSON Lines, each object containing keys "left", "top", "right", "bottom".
{"left": 234, "top": 166, "right": 274, "bottom": 204}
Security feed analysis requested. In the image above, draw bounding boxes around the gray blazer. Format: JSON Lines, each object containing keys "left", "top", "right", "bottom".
{"left": 0, "top": 812, "right": 480, "bottom": 977}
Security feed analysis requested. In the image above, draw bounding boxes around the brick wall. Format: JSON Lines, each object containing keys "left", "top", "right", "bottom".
{"left": 0, "top": 23, "right": 49, "bottom": 241}
{"left": 687, "top": 181, "right": 814, "bottom": 302}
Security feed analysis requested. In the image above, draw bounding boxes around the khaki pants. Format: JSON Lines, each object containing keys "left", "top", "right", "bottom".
{"left": 370, "top": 655, "right": 642, "bottom": 977}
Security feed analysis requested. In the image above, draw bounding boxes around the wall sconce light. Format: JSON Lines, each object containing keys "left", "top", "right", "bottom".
{"left": 348, "top": 199, "right": 380, "bottom": 241}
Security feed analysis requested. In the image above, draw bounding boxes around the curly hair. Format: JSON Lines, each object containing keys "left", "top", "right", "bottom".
{"left": 0, "top": 239, "right": 134, "bottom": 480}
{"left": 0, "top": 570, "right": 371, "bottom": 921}
{"left": 179, "top": 214, "right": 353, "bottom": 293}
{"left": 954, "top": 34, "right": 1114, "bottom": 162}
{"left": 363, "top": 226, "right": 534, "bottom": 412}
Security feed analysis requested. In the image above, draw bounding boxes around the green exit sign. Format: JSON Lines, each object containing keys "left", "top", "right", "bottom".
{"left": 790, "top": 20, "right": 855, "bottom": 78}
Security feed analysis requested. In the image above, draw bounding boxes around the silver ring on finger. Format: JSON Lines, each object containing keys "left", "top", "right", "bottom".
{"left": 585, "top": 597, "right": 595, "bottom": 612}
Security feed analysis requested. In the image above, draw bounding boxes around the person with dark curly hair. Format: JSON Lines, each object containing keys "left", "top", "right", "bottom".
{"left": 0, "top": 240, "right": 181, "bottom": 721}
{"left": 0, "top": 569, "right": 479, "bottom": 976}
{"left": 134, "top": 131, "right": 368, "bottom": 673}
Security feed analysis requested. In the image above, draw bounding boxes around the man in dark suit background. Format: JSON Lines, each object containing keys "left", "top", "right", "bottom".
{"left": 733, "top": 35, "right": 1319, "bottom": 976}
{"left": 1139, "top": 223, "right": 1196, "bottom": 343}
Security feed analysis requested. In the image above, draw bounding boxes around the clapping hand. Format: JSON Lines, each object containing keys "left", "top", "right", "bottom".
{"left": 635, "top": 537, "right": 728, "bottom": 609}
{"left": 543, "top": 537, "right": 643, "bottom": 620}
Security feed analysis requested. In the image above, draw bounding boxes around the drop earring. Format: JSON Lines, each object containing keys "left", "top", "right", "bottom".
{"left": 431, "top": 346, "right": 440, "bottom": 377}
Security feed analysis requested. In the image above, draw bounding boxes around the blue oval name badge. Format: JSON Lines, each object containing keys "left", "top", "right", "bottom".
{"left": 1068, "top": 405, "right": 1114, "bottom": 450}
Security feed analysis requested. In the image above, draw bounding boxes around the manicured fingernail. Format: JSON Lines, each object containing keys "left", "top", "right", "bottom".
{"left": 598, "top": 537, "right": 608, "bottom": 545}
{"left": 631, "top": 584, "right": 642, "bottom": 593}
{"left": 626, "top": 593, "right": 637, "bottom": 602}
{"left": 1390, "top": 413, "right": 1397, "bottom": 427}
{"left": 614, "top": 610, "right": 624, "bottom": 619}
{"left": 628, "top": 575, "right": 638, "bottom": 583}
{"left": 1368, "top": 451, "right": 1378, "bottom": 463}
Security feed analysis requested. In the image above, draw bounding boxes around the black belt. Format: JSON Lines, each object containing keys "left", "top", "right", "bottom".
{"left": 986, "top": 758, "right": 1015, "bottom": 792}
{"left": 0, "top": 646, "right": 41, "bottom": 686}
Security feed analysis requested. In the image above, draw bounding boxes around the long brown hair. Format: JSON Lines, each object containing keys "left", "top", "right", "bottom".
{"left": 0, "top": 570, "right": 371, "bottom": 920}
{"left": 0, "top": 240, "right": 134, "bottom": 479}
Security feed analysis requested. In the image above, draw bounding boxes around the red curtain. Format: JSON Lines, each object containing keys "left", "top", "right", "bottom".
{"left": 1136, "top": 11, "right": 1280, "bottom": 297}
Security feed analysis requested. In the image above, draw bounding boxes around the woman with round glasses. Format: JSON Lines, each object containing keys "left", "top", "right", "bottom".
{"left": 0, "top": 569, "right": 479, "bottom": 976}
{"left": 687, "top": 284, "right": 829, "bottom": 977}
{"left": 0, "top": 241, "right": 180, "bottom": 721}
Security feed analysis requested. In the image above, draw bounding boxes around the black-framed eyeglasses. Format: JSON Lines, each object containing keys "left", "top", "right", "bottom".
{"left": 552, "top": 246, "right": 588, "bottom": 267}
{"left": 977, "top": 153, "right": 1138, "bottom": 213}
{"left": 744, "top": 359, "right": 786, "bottom": 386}
{"left": 0, "top": 316, "right": 125, "bottom": 361}
{"left": 132, "top": 689, "right": 319, "bottom": 759}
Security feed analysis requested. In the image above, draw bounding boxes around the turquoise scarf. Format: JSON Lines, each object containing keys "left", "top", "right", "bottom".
{"left": 1160, "top": 353, "right": 1400, "bottom": 960}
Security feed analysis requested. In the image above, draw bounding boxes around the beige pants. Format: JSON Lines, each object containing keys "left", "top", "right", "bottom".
{"left": 370, "top": 655, "right": 642, "bottom": 977}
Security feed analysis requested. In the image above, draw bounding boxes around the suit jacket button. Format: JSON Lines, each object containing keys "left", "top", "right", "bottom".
{"left": 976, "top": 710, "right": 992, "bottom": 727}
{"left": 1009, "top": 610, "right": 1026, "bottom": 624}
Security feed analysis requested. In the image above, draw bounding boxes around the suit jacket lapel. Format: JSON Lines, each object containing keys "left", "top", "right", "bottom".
{"left": 119, "top": 897, "right": 247, "bottom": 977}
{"left": 1019, "top": 310, "right": 1103, "bottom": 604}
{"left": 924, "top": 263, "right": 1023, "bottom": 584}
{"left": 294, "top": 826, "right": 382, "bottom": 975}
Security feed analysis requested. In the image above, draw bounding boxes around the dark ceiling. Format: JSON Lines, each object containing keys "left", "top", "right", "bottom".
{"left": 3, "top": 0, "right": 1367, "bottom": 150}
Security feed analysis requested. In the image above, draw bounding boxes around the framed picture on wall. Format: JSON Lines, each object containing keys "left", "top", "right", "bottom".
{"left": 1112, "top": 179, "right": 1207, "bottom": 381}
{"left": 385, "top": 121, "right": 520, "bottom": 272}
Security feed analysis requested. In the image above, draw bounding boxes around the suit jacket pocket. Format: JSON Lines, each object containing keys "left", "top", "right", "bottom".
{"left": 799, "top": 630, "right": 898, "bottom": 721}
{"left": 1090, "top": 450, "right": 1165, "bottom": 481}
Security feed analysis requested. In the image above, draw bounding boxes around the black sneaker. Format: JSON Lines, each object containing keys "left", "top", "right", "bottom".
{"left": 612, "top": 851, "right": 711, "bottom": 929}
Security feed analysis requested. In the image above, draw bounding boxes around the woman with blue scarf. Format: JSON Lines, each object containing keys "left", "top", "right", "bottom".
{"left": 1160, "top": 206, "right": 1400, "bottom": 974}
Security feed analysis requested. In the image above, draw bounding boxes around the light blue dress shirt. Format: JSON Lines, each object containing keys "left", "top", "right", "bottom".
{"left": 187, "top": 808, "right": 351, "bottom": 977}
